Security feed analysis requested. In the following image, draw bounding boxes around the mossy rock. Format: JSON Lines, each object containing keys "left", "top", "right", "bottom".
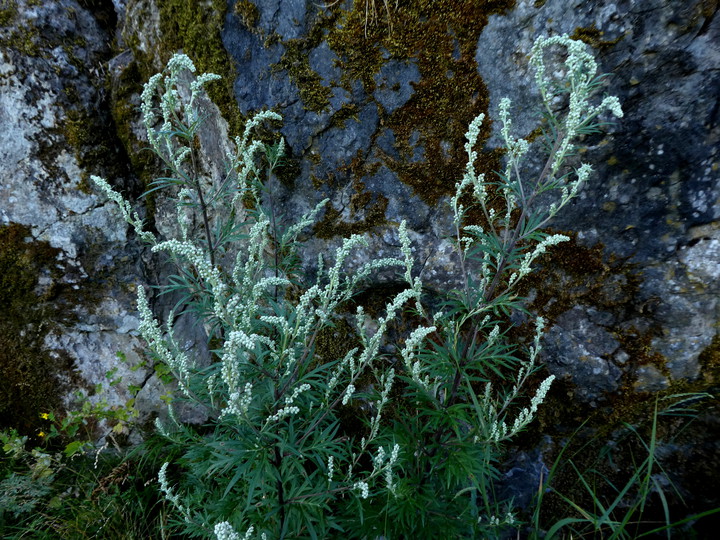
{"left": 0, "top": 224, "right": 75, "bottom": 440}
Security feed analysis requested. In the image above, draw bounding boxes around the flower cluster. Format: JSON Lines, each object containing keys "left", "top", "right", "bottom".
{"left": 400, "top": 326, "right": 436, "bottom": 389}
{"left": 158, "top": 462, "right": 192, "bottom": 523}
{"left": 91, "top": 175, "right": 156, "bottom": 244}
{"left": 213, "top": 522, "right": 256, "bottom": 540}
{"left": 140, "top": 53, "right": 220, "bottom": 165}
{"left": 136, "top": 286, "right": 191, "bottom": 391}
{"left": 510, "top": 233, "right": 570, "bottom": 285}
{"left": 353, "top": 480, "right": 370, "bottom": 499}
{"left": 222, "top": 382, "right": 253, "bottom": 420}
{"left": 266, "top": 383, "right": 310, "bottom": 424}
{"left": 530, "top": 34, "right": 623, "bottom": 175}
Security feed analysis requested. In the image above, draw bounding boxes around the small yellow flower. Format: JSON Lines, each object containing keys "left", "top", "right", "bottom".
{"left": 38, "top": 431, "right": 46, "bottom": 437}
{"left": 40, "top": 413, "right": 49, "bottom": 420}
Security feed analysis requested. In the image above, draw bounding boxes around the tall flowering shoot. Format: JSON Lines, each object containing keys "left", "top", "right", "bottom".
{"left": 93, "top": 54, "right": 416, "bottom": 539}
{"left": 380, "top": 34, "right": 622, "bottom": 537}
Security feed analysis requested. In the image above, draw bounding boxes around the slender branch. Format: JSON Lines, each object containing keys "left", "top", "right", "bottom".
{"left": 296, "top": 349, "right": 378, "bottom": 448}
{"left": 481, "top": 130, "right": 565, "bottom": 305}
{"left": 438, "top": 127, "right": 567, "bottom": 441}
{"left": 190, "top": 147, "right": 216, "bottom": 268}
{"left": 275, "top": 325, "right": 321, "bottom": 403}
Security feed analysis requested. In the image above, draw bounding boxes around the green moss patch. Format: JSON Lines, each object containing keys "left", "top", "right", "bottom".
{"left": 0, "top": 224, "right": 75, "bottom": 441}
{"left": 268, "top": 8, "right": 340, "bottom": 113}
{"left": 324, "top": 0, "right": 515, "bottom": 206}
{"left": 233, "top": 0, "right": 259, "bottom": 30}
{"left": 570, "top": 24, "right": 623, "bottom": 49}
{"left": 275, "top": 36, "right": 334, "bottom": 113}
{"left": 312, "top": 156, "right": 389, "bottom": 238}
{"left": 313, "top": 191, "right": 389, "bottom": 239}
{"left": 108, "top": 59, "right": 158, "bottom": 193}
{"left": 0, "top": 20, "right": 40, "bottom": 57}
{"left": 63, "top": 106, "right": 131, "bottom": 194}
{"left": 0, "top": 0, "right": 18, "bottom": 27}
{"left": 155, "top": 0, "right": 244, "bottom": 136}
{"left": 526, "top": 234, "right": 640, "bottom": 319}
{"left": 256, "top": 1, "right": 515, "bottom": 210}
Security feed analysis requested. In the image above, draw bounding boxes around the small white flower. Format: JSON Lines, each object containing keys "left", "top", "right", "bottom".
{"left": 342, "top": 384, "right": 355, "bottom": 405}
{"left": 214, "top": 522, "right": 240, "bottom": 540}
{"left": 353, "top": 480, "right": 370, "bottom": 499}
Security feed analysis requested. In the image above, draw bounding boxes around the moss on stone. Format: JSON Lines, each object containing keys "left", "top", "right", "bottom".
{"left": 0, "top": 224, "right": 75, "bottom": 441}
{"left": 323, "top": 0, "right": 515, "bottom": 206}
{"left": 330, "top": 102, "right": 360, "bottom": 130}
{"left": 64, "top": 109, "right": 91, "bottom": 147}
{"left": 200, "top": 1, "right": 517, "bottom": 239}
{"left": 698, "top": 333, "right": 720, "bottom": 384}
{"left": 520, "top": 232, "right": 689, "bottom": 392}
{"left": 617, "top": 328, "right": 672, "bottom": 378}
{"left": 275, "top": 37, "right": 333, "bottom": 113}
{"left": 62, "top": 98, "right": 132, "bottom": 195}
{"left": 251, "top": 1, "right": 514, "bottom": 211}
{"left": 313, "top": 192, "right": 389, "bottom": 239}
{"left": 311, "top": 317, "right": 369, "bottom": 436}
{"left": 571, "top": 24, "right": 624, "bottom": 50}
{"left": 233, "top": 0, "right": 259, "bottom": 31}
{"left": 0, "top": 0, "right": 18, "bottom": 27}
{"left": 312, "top": 157, "right": 389, "bottom": 239}
{"left": 525, "top": 234, "right": 639, "bottom": 319}
{"left": 313, "top": 317, "right": 360, "bottom": 366}
{"left": 325, "top": 8, "right": 384, "bottom": 95}
{"left": 108, "top": 59, "right": 158, "bottom": 194}
{"left": 0, "top": 0, "right": 44, "bottom": 56}
{"left": 2, "top": 22, "right": 40, "bottom": 56}
{"left": 533, "top": 342, "right": 720, "bottom": 530}
{"left": 0, "top": 1, "right": 129, "bottom": 196}
{"left": 271, "top": 7, "right": 339, "bottom": 113}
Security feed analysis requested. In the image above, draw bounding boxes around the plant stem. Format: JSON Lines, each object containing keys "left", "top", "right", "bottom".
{"left": 190, "top": 146, "right": 216, "bottom": 268}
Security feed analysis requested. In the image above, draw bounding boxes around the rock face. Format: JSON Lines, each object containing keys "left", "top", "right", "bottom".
{"left": 0, "top": 0, "right": 151, "bottom": 436}
{"left": 477, "top": 0, "right": 720, "bottom": 398}
{"left": 1, "top": 0, "right": 718, "bottom": 518}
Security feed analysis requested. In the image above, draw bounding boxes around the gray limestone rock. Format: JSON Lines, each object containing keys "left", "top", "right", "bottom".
{"left": 0, "top": 0, "right": 149, "bottom": 432}
{"left": 373, "top": 58, "right": 420, "bottom": 114}
{"left": 478, "top": 0, "right": 720, "bottom": 390}
{"left": 543, "top": 306, "right": 624, "bottom": 404}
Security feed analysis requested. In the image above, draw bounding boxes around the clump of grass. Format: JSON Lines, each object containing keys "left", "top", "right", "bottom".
{"left": 532, "top": 394, "right": 720, "bottom": 539}
{"left": 325, "top": 0, "right": 399, "bottom": 36}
